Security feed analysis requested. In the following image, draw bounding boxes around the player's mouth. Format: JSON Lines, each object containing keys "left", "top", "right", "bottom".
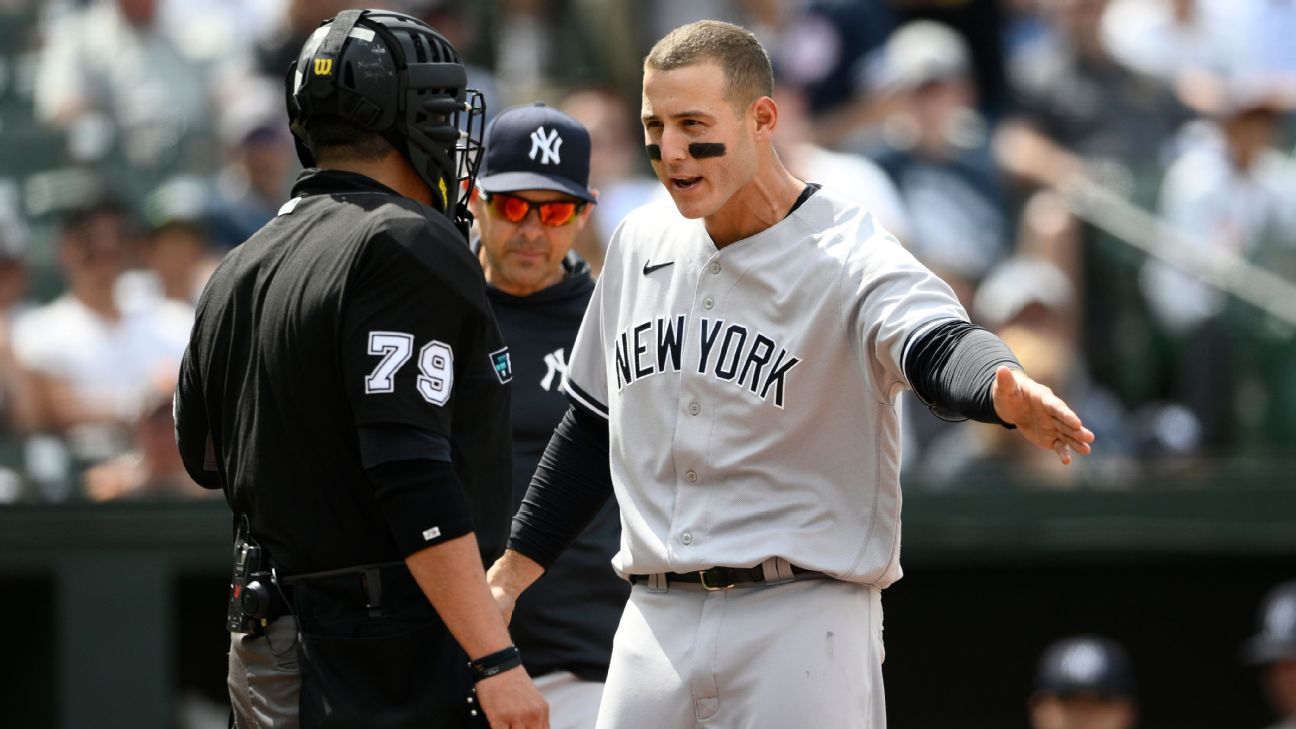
{"left": 670, "top": 176, "right": 702, "bottom": 191}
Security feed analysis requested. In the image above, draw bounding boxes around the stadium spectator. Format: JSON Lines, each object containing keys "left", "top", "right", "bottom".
{"left": 82, "top": 376, "right": 208, "bottom": 501}
{"left": 208, "top": 79, "right": 297, "bottom": 250}
{"left": 772, "top": 84, "right": 911, "bottom": 248}
{"left": 865, "top": 19, "right": 1008, "bottom": 308}
{"left": 995, "top": 0, "right": 1191, "bottom": 194}
{"left": 32, "top": 0, "right": 217, "bottom": 180}
{"left": 11, "top": 201, "right": 192, "bottom": 482}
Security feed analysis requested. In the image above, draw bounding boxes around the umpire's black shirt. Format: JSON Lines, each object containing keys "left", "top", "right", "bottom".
{"left": 482, "top": 253, "right": 628, "bottom": 682}
{"left": 176, "top": 169, "right": 512, "bottom": 575}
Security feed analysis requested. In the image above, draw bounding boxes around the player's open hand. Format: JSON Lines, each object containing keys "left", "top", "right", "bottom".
{"left": 475, "top": 666, "right": 549, "bottom": 729}
{"left": 990, "top": 366, "right": 1095, "bottom": 464}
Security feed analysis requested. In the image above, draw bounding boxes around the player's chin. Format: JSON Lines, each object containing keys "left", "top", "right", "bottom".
{"left": 666, "top": 183, "right": 713, "bottom": 219}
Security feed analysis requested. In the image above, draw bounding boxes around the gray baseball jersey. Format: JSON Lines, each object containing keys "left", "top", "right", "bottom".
{"left": 562, "top": 187, "right": 966, "bottom": 587}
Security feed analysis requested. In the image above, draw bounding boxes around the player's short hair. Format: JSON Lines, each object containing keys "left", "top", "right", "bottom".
{"left": 645, "top": 20, "right": 774, "bottom": 111}
{"left": 304, "top": 115, "right": 394, "bottom": 163}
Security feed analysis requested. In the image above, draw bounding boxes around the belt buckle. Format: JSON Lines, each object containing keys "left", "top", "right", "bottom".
{"left": 698, "top": 568, "right": 734, "bottom": 591}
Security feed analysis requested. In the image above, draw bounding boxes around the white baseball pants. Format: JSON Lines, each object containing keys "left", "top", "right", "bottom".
{"left": 595, "top": 578, "right": 886, "bottom": 729}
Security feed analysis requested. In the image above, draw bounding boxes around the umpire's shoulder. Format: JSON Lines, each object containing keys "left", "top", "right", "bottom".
{"left": 361, "top": 197, "right": 481, "bottom": 282}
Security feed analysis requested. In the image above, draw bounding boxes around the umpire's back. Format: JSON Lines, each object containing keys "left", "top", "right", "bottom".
{"left": 179, "top": 169, "right": 512, "bottom": 575}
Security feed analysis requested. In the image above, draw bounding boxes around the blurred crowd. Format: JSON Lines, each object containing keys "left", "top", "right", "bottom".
{"left": 1, "top": 0, "right": 1295, "bottom": 503}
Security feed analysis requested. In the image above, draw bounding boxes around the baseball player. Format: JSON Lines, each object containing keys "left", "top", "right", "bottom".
{"left": 471, "top": 103, "right": 629, "bottom": 729}
{"left": 488, "top": 20, "right": 1093, "bottom": 729}
{"left": 1029, "top": 636, "right": 1138, "bottom": 729}
{"left": 174, "top": 10, "right": 546, "bottom": 728}
{"left": 1245, "top": 580, "right": 1296, "bottom": 729}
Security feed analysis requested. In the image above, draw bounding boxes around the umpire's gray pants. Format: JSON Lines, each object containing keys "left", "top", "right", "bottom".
{"left": 228, "top": 616, "right": 301, "bottom": 728}
{"left": 595, "top": 578, "right": 886, "bottom": 729}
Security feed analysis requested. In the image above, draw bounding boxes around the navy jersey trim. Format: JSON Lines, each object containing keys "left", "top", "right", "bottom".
{"left": 562, "top": 378, "right": 608, "bottom": 420}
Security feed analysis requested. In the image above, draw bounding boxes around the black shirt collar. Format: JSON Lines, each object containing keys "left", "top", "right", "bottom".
{"left": 290, "top": 168, "right": 404, "bottom": 199}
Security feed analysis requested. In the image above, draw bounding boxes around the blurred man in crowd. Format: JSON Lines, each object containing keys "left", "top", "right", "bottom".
{"left": 12, "top": 201, "right": 192, "bottom": 479}
{"left": 868, "top": 19, "right": 1008, "bottom": 309}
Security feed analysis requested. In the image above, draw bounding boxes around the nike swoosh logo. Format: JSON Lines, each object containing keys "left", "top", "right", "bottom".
{"left": 643, "top": 260, "right": 674, "bottom": 276}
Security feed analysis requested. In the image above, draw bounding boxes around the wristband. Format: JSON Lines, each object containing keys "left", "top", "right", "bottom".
{"left": 468, "top": 645, "right": 522, "bottom": 683}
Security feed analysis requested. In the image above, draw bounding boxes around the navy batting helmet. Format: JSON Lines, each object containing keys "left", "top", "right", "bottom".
{"left": 1244, "top": 580, "right": 1296, "bottom": 665}
{"left": 1035, "top": 635, "right": 1137, "bottom": 700}
{"left": 285, "top": 8, "right": 485, "bottom": 230}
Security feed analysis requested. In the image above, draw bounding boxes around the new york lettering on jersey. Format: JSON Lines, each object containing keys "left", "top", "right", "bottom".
{"left": 612, "top": 315, "right": 800, "bottom": 407}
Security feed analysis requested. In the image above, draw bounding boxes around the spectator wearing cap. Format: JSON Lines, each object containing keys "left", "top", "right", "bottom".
{"left": 208, "top": 78, "right": 298, "bottom": 250}
{"left": 470, "top": 103, "right": 626, "bottom": 729}
{"left": 136, "top": 177, "right": 221, "bottom": 305}
{"left": 1245, "top": 580, "right": 1296, "bottom": 729}
{"left": 905, "top": 255, "right": 1133, "bottom": 489}
{"left": 1029, "top": 635, "right": 1138, "bottom": 729}
{"left": 865, "top": 20, "right": 1009, "bottom": 311}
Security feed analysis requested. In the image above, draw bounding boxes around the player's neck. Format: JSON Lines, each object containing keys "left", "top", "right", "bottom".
{"left": 320, "top": 153, "right": 436, "bottom": 208}
{"left": 704, "top": 162, "right": 805, "bottom": 248}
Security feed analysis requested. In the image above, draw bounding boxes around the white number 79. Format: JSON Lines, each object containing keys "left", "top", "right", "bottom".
{"left": 364, "top": 331, "right": 454, "bottom": 406}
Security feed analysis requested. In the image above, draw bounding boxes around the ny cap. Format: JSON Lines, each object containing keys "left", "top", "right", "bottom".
{"left": 1035, "top": 635, "right": 1136, "bottom": 700}
{"left": 881, "top": 20, "right": 970, "bottom": 91}
{"left": 478, "top": 103, "right": 595, "bottom": 203}
{"left": 1243, "top": 579, "right": 1296, "bottom": 665}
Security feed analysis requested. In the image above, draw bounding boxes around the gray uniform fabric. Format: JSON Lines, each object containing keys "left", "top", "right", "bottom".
{"left": 228, "top": 616, "right": 301, "bottom": 728}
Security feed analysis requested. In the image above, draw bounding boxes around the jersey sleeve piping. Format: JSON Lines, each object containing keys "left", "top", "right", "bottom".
{"left": 561, "top": 376, "right": 608, "bottom": 420}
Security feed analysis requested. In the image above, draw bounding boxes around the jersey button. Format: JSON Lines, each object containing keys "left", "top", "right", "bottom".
{"left": 685, "top": 470, "right": 698, "bottom": 483}
{"left": 702, "top": 297, "right": 714, "bottom": 310}
{"left": 688, "top": 402, "right": 701, "bottom": 416}
{"left": 681, "top": 532, "right": 693, "bottom": 545}
{"left": 708, "top": 261, "right": 721, "bottom": 274}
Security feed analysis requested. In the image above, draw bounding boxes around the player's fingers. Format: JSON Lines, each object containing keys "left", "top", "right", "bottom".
{"left": 1054, "top": 441, "right": 1073, "bottom": 465}
{"left": 1057, "top": 432, "right": 1092, "bottom": 455}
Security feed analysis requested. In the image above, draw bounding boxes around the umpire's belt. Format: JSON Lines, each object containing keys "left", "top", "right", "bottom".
{"left": 630, "top": 561, "right": 828, "bottom": 591}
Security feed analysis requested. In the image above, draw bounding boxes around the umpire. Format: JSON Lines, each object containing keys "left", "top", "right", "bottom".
{"left": 470, "top": 104, "right": 628, "bottom": 729}
{"left": 174, "top": 9, "right": 547, "bottom": 728}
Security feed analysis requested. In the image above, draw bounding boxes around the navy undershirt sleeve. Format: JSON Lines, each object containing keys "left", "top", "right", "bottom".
{"left": 903, "top": 319, "right": 1022, "bottom": 428}
{"left": 358, "top": 423, "right": 472, "bottom": 556}
{"left": 507, "top": 405, "right": 614, "bottom": 569}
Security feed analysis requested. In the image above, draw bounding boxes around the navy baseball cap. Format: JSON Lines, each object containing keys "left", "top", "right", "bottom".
{"left": 1035, "top": 636, "right": 1136, "bottom": 700}
{"left": 1243, "top": 580, "right": 1296, "bottom": 665}
{"left": 477, "top": 103, "right": 595, "bottom": 203}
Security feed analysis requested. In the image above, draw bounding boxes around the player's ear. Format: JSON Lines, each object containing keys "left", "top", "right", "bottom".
{"left": 751, "top": 96, "right": 777, "bottom": 140}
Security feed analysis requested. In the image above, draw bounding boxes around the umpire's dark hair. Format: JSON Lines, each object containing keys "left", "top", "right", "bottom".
{"left": 645, "top": 20, "right": 774, "bottom": 112}
{"left": 303, "top": 115, "right": 395, "bottom": 163}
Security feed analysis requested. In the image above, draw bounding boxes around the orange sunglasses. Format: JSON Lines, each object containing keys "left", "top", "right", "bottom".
{"left": 484, "top": 193, "right": 586, "bottom": 227}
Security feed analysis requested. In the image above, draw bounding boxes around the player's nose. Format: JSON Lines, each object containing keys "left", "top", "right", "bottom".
{"left": 659, "top": 129, "right": 691, "bottom": 163}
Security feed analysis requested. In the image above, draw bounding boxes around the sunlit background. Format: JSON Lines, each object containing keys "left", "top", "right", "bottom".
{"left": 0, "top": 1, "right": 1294, "bottom": 727}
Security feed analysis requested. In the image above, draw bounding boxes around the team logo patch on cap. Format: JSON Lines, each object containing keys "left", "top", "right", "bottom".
{"left": 529, "top": 126, "right": 563, "bottom": 165}
{"left": 490, "top": 348, "right": 513, "bottom": 384}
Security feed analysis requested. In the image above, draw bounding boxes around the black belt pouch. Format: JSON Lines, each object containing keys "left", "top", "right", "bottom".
{"left": 292, "top": 566, "right": 488, "bottom": 728}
